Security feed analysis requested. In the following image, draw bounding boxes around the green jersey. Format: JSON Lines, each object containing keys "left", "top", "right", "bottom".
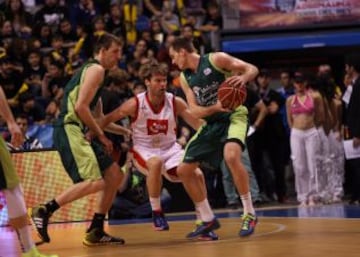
{"left": 55, "top": 59, "right": 104, "bottom": 129}
{"left": 181, "top": 53, "right": 230, "bottom": 123}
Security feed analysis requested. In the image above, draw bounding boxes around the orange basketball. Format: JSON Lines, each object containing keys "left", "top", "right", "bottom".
{"left": 217, "top": 81, "right": 247, "bottom": 110}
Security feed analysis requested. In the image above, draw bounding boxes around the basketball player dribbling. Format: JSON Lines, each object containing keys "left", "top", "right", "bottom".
{"left": 102, "top": 61, "right": 219, "bottom": 240}
{"left": 168, "top": 36, "right": 259, "bottom": 237}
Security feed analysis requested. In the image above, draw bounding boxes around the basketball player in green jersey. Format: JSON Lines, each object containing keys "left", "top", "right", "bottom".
{"left": 0, "top": 86, "right": 58, "bottom": 257}
{"left": 30, "top": 33, "right": 129, "bottom": 246}
{"left": 169, "top": 37, "right": 259, "bottom": 237}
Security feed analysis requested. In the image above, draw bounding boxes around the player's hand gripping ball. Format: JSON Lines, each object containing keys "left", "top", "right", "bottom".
{"left": 217, "top": 81, "right": 247, "bottom": 110}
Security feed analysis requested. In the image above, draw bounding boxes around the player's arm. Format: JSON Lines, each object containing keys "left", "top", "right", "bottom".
{"left": 0, "top": 86, "right": 23, "bottom": 147}
{"left": 211, "top": 52, "right": 259, "bottom": 88}
{"left": 101, "top": 97, "right": 137, "bottom": 130}
{"left": 175, "top": 96, "right": 205, "bottom": 130}
{"left": 93, "top": 98, "right": 131, "bottom": 136}
{"left": 75, "top": 64, "right": 106, "bottom": 138}
{"left": 180, "top": 73, "right": 226, "bottom": 119}
{"left": 253, "top": 99, "right": 268, "bottom": 129}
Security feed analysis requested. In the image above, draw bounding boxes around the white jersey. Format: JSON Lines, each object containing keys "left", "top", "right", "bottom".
{"left": 131, "top": 91, "right": 178, "bottom": 150}
{"left": 131, "top": 92, "right": 183, "bottom": 182}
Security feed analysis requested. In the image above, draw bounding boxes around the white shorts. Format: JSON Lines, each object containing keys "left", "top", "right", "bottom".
{"left": 131, "top": 143, "right": 184, "bottom": 182}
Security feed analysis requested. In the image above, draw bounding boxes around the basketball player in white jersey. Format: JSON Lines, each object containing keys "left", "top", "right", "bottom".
{"left": 102, "top": 61, "right": 219, "bottom": 240}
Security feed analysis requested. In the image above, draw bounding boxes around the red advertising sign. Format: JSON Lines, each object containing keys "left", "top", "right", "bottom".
{"left": 236, "top": 0, "right": 360, "bottom": 29}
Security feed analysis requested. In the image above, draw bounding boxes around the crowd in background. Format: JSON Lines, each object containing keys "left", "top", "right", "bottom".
{"left": 0, "top": 0, "right": 358, "bottom": 218}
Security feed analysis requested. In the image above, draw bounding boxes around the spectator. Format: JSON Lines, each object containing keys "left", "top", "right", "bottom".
{"left": 1, "top": 20, "right": 16, "bottom": 49}
{"left": 69, "top": 0, "right": 100, "bottom": 29}
{"left": 0, "top": 55, "right": 26, "bottom": 109}
{"left": 6, "top": 113, "right": 43, "bottom": 151}
{"left": 17, "top": 91, "right": 46, "bottom": 124}
{"left": 199, "top": 2, "right": 223, "bottom": 51}
{"left": 58, "top": 18, "right": 78, "bottom": 43}
{"left": 106, "top": 2, "right": 125, "bottom": 36}
{"left": 32, "top": 22, "right": 52, "bottom": 48}
{"left": 4, "top": 0, "right": 33, "bottom": 38}
{"left": 256, "top": 69, "right": 287, "bottom": 203}
{"left": 23, "top": 50, "right": 46, "bottom": 97}
{"left": 286, "top": 72, "right": 325, "bottom": 206}
{"left": 344, "top": 53, "right": 360, "bottom": 204}
{"left": 34, "top": 0, "right": 69, "bottom": 32}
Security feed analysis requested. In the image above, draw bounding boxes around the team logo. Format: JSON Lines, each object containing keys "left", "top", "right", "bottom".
{"left": 193, "top": 86, "right": 200, "bottom": 97}
{"left": 147, "top": 119, "right": 168, "bottom": 135}
{"left": 203, "top": 68, "right": 212, "bottom": 76}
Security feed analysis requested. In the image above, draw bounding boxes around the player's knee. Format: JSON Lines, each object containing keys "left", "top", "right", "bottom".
{"left": 176, "top": 163, "right": 196, "bottom": 179}
{"left": 147, "top": 157, "right": 163, "bottom": 170}
{"left": 9, "top": 215, "right": 28, "bottom": 229}
{"left": 105, "top": 163, "right": 124, "bottom": 187}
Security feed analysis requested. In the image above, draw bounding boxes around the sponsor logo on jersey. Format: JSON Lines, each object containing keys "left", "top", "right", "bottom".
{"left": 147, "top": 119, "right": 168, "bottom": 135}
{"left": 204, "top": 68, "right": 212, "bottom": 76}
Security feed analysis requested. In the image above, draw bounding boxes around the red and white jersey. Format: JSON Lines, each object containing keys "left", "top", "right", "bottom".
{"left": 131, "top": 91, "right": 177, "bottom": 150}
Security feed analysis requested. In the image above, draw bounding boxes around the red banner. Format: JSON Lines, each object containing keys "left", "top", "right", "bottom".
{"left": 236, "top": 0, "right": 360, "bottom": 29}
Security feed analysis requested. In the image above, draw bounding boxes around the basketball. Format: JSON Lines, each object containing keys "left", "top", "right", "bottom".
{"left": 217, "top": 81, "right": 247, "bottom": 110}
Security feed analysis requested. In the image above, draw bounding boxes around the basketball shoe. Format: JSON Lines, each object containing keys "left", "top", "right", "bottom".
{"left": 192, "top": 221, "right": 219, "bottom": 241}
{"left": 186, "top": 218, "right": 220, "bottom": 239}
{"left": 239, "top": 213, "right": 258, "bottom": 237}
{"left": 29, "top": 205, "right": 51, "bottom": 243}
{"left": 21, "top": 246, "right": 58, "bottom": 257}
{"left": 83, "top": 228, "right": 125, "bottom": 246}
{"left": 152, "top": 210, "right": 169, "bottom": 231}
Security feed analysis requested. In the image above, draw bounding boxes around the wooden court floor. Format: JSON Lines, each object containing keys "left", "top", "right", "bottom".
{"left": 1, "top": 205, "right": 360, "bottom": 257}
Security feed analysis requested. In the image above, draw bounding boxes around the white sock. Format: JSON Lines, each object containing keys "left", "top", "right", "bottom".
{"left": 195, "top": 206, "right": 201, "bottom": 222}
{"left": 240, "top": 192, "right": 255, "bottom": 215}
{"left": 195, "top": 199, "right": 214, "bottom": 222}
{"left": 17, "top": 226, "right": 35, "bottom": 252}
{"left": 149, "top": 197, "right": 161, "bottom": 211}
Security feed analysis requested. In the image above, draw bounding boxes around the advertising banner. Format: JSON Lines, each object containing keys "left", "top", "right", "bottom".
{"left": 0, "top": 151, "right": 97, "bottom": 226}
{"left": 237, "top": 0, "right": 360, "bottom": 29}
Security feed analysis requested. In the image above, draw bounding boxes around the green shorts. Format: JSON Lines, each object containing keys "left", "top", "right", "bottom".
{"left": 183, "top": 105, "right": 248, "bottom": 169}
{"left": 53, "top": 124, "right": 114, "bottom": 183}
{"left": 0, "top": 137, "right": 19, "bottom": 190}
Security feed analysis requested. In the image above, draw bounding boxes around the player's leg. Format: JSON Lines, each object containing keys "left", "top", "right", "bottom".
{"left": 83, "top": 140, "right": 125, "bottom": 246}
{"left": 0, "top": 137, "right": 58, "bottom": 257}
{"left": 147, "top": 156, "right": 169, "bottom": 231}
{"left": 225, "top": 106, "right": 257, "bottom": 237}
{"left": 132, "top": 149, "right": 169, "bottom": 231}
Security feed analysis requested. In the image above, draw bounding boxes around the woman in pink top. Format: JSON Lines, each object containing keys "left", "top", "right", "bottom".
{"left": 286, "top": 72, "right": 325, "bottom": 206}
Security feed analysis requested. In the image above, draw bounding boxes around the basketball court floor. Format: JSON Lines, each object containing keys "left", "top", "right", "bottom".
{"left": 1, "top": 203, "right": 360, "bottom": 257}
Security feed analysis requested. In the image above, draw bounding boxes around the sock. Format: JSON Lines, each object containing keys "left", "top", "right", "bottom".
{"left": 150, "top": 197, "right": 161, "bottom": 212}
{"left": 195, "top": 199, "right": 214, "bottom": 222}
{"left": 45, "top": 199, "right": 60, "bottom": 214}
{"left": 240, "top": 192, "right": 255, "bottom": 215}
{"left": 87, "top": 213, "right": 105, "bottom": 232}
{"left": 17, "top": 226, "right": 35, "bottom": 252}
{"left": 195, "top": 205, "right": 201, "bottom": 221}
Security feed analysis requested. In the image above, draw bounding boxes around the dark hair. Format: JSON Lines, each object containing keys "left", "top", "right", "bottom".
{"left": 93, "top": 32, "right": 122, "bottom": 55}
{"left": 50, "top": 60, "right": 64, "bottom": 70}
{"left": 108, "top": 69, "right": 129, "bottom": 85}
{"left": 139, "top": 61, "right": 168, "bottom": 81}
{"left": 345, "top": 53, "right": 360, "bottom": 73}
{"left": 316, "top": 74, "right": 336, "bottom": 101}
{"left": 15, "top": 113, "right": 28, "bottom": 121}
{"left": 170, "top": 36, "right": 196, "bottom": 53}
{"left": 18, "top": 91, "right": 34, "bottom": 103}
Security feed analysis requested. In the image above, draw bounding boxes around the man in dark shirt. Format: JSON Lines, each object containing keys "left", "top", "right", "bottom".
{"left": 344, "top": 53, "right": 360, "bottom": 204}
